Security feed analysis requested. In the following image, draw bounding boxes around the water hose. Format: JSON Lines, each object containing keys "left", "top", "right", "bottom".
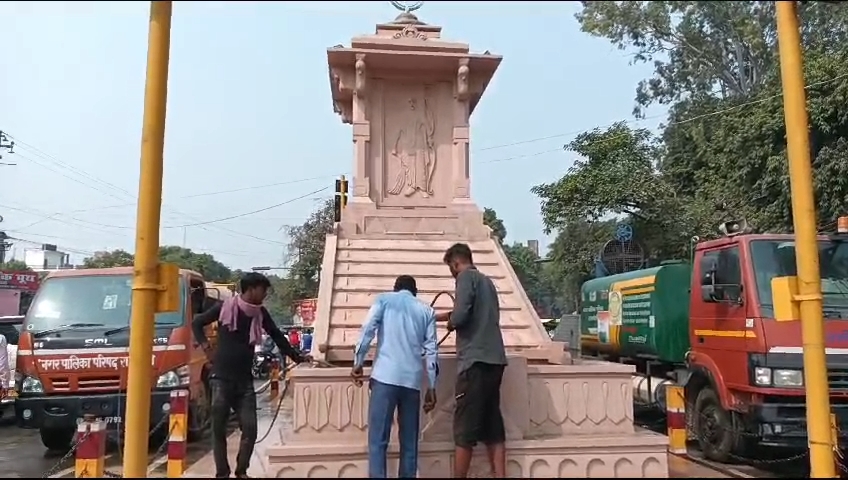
{"left": 255, "top": 360, "right": 299, "bottom": 444}
{"left": 430, "top": 290, "right": 455, "bottom": 346}
{"left": 420, "top": 291, "right": 456, "bottom": 439}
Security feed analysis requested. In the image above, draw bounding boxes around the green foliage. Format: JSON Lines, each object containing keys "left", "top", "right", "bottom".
{"left": 0, "top": 259, "right": 31, "bottom": 271}
{"left": 81, "top": 246, "right": 233, "bottom": 283}
{"left": 576, "top": 1, "right": 777, "bottom": 115}
{"left": 539, "top": 1, "right": 848, "bottom": 306}
{"left": 82, "top": 250, "right": 135, "bottom": 269}
{"left": 283, "top": 199, "right": 335, "bottom": 300}
{"left": 159, "top": 246, "right": 233, "bottom": 283}
{"left": 483, "top": 207, "right": 507, "bottom": 243}
{"left": 483, "top": 207, "right": 560, "bottom": 316}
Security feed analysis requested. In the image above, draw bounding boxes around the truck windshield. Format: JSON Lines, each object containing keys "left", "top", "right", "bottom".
{"left": 751, "top": 239, "right": 848, "bottom": 317}
{"left": 25, "top": 274, "right": 185, "bottom": 333}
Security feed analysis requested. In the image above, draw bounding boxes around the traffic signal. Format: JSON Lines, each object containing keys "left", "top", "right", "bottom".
{"left": 334, "top": 175, "right": 349, "bottom": 222}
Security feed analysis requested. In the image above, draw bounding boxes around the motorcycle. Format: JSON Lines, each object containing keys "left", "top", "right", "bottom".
{"left": 252, "top": 351, "right": 274, "bottom": 379}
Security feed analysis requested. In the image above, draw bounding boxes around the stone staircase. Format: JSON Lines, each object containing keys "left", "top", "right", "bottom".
{"left": 268, "top": 231, "right": 670, "bottom": 477}
{"left": 314, "top": 235, "right": 555, "bottom": 363}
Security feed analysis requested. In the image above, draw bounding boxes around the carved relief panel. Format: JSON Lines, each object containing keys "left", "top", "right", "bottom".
{"left": 371, "top": 80, "right": 453, "bottom": 207}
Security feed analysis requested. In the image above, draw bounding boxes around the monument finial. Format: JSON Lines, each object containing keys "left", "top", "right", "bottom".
{"left": 390, "top": 1, "right": 424, "bottom": 14}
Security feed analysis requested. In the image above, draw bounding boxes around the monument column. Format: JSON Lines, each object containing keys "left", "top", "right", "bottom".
{"left": 452, "top": 57, "right": 472, "bottom": 203}
{"left": 351, "top": 53, "right": 372, "bottom": 202}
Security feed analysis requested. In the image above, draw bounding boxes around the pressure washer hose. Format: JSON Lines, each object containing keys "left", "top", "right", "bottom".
{"left": 430, "top": 290, "right": 456, "bottom": 346}
{"left": 255, "top": 290, "right": 457, "bottom": 444}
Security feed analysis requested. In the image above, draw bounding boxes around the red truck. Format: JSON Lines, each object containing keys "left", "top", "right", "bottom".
{"left": 581, "top": 220, "right": 848, "bottom": 461}
{"left": 13, "top": 267, "right": 223, "bottom": 449}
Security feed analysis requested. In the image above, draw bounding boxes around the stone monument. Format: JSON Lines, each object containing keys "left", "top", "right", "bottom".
{"left": 264, "top": 3, "right": 669, "bottom": 477}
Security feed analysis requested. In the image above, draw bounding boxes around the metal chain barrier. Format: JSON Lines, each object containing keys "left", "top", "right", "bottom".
{"left": 40, "top": 429, "right": 92, "bottom": 479}
{"left": 630, "top": 388, "right": 823, "bottom": 473}
{"left": 39, "top": 403, "right": 175, "bottom": 478}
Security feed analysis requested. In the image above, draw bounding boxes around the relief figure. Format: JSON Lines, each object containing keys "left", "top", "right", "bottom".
{"left": 387, "top": 94, "right": 437, "bottom": 198}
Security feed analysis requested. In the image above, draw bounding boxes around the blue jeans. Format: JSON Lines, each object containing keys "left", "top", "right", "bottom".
{"left": 368, "top": 379, "right": 421, "bottom": 478}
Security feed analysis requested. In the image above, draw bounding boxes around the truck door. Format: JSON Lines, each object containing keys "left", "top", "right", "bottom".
{"left": 692, "top": 245, "right": 750, "bottom": 386}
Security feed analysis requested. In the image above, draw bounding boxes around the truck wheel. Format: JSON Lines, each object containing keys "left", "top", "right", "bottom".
{"left": 694, "top": 387, "right": 735, "bottom": 462}
{"left": 40, "top": 427, "right": 74, "bottom": 451}
{"left": 188, "top": 381, "right": 211, "bottom": 441}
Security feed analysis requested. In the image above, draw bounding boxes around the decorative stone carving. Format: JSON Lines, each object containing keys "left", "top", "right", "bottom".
{"left": 456, "top": 58, "right": 470, "bottom": 101}
{"left": 393, "top": 25, "right": 428, "bottom": 40}
{"left": 354, "top": 54, "right": 366, "bottom": 98}
{"left": 386, "top": 91, "right": 437, "bottom": 198}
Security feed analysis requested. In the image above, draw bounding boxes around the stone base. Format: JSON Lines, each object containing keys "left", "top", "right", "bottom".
{"left": 265, "top": 356, "right": 669, "bottom": 478}
{"left": 267, "top": 433, "right": 669, "bottom": 478}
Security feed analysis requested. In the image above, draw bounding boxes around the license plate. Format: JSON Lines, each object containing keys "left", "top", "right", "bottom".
{"left": 77, "top": 416, "right": 122, "bottom": 425}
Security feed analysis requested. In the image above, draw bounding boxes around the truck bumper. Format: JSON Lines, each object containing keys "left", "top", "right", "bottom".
{"left": 752, "top": 401, "right": 848, "bottom": 448}
{"left": 14, "top": 391, "right": 173, "bottom": 432}
{"left": 0, "top": 394, "right": 15, "bottom": 418}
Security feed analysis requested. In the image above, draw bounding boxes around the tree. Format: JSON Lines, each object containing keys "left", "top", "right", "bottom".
{"left": 661, "top": 45, "right": 848, "bottom": 236}
{"left": 545, "top": 220, "right": 617, "bottom": 313}
{"left": 81, "top": 247, "right": 234, "bottom": 283}
{"left": 285, "top": 199, "right": 334, "bottom": 298}
{"left": 576, "top": 2, "right": 779, "bottom": 115}
{"left": 483, "top": 207, "right": 507, "bottom": 243}
{"left": 159, "top": 246, "right": 232, "bottom": 283}
{"left": 83, "top": 250, "right": 135, "bottom": 269}
{"left": 483, "top": 207, "right": 559, "bottom": 315}
{"left": 0, "top": 259, "right": 31, "bottom": 271}
{"left": 532, "top": 122, "right": 664, "bottom": 227}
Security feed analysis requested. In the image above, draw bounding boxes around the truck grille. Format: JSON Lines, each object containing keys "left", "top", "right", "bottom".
{"left": 828, "top": 370, "right": 848, "bottom": 390}
{"left": 48, "top": 375, "right": 122, "bottom": 393}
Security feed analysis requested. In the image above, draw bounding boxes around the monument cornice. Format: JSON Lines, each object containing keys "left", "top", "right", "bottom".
{"left": 327, "top": 47, "right": 501, "bottom": 121}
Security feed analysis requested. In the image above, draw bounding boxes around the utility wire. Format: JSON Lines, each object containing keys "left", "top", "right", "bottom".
{"left": 5, "top": 68, "right": 847, "bottom": 249}
{"left": 169, "top": 186, "right": 329, "bottom": 228}
{"left": 4, "top": 135, "right": 296, "bottom": 247}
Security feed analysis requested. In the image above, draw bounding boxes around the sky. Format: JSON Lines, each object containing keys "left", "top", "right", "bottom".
{"left": 0, "top": 1, "right": 664, "bottom": 271}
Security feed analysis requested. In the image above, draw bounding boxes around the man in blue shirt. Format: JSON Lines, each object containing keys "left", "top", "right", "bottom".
{"left": 350, "top": 275, "right": 439, "bottom": 478}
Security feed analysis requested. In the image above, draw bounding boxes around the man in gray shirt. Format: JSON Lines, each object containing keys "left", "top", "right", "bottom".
{"left": 437, "top": 242, "right": 508, "bottom": 478}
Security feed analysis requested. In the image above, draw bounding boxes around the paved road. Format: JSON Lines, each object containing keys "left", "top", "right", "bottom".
{"left": 0, "top": 380, "right": 276, "bottom": 478}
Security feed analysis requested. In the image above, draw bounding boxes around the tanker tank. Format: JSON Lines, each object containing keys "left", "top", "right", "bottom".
{"left": 580, "top": 262, "right": 691, "bottom": 364}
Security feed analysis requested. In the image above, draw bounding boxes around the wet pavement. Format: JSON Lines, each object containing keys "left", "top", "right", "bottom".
{"left": 184, "top": 387, "right": 292, "bottom": 478}
{"left": 0, "top": 380, "right": 276, "bottom": 478}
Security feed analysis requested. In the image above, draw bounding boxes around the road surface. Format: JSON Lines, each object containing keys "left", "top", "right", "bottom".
{"left": 0, "top": 380, "right": 277, "bottom": 478}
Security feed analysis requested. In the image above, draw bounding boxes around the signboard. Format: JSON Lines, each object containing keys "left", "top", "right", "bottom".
{"left": 0, "top": 271, "right": 39, "bottom": 291}
{"left": 293, "top": 298, "right": 317, "bottom": 327}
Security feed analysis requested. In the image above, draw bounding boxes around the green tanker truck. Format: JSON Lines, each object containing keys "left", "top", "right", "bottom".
{"left": 581, "top": 261, "right": 690, "bottom": 365}
{"left": 578, "top": 228, "right": 848, "bottom": 461}
{"left": 580, "top": 261, "right": 691, "bottom": 410}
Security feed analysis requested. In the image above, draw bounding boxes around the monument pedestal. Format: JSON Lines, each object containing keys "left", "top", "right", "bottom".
{"left": 265, "top": 7, "right": 668, "bottom": 477}
{"left": 267, "top": 356, "right": 667, "bottom": 477}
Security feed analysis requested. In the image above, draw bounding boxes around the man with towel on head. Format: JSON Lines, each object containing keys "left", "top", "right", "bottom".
{"left": 193, "top": 272, "right": 311, "bottom": 479}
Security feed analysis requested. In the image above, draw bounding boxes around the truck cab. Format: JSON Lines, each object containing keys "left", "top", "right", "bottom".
{"left": 687, "top": 232, "right": 848, "bottom": 459}
{"left": 13, "top": 267, "right": 221, "bottom": 450}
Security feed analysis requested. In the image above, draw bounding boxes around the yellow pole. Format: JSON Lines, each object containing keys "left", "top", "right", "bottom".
{"left": 123, "top": 2, "right": 172, "bottom": 477}
{"left": 775, "top": 2, "right": 836, "bottom": 477}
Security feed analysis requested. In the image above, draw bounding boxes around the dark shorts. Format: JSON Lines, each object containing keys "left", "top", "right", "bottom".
{"left": 453, "top": 362, "right": 506, "bottom": 448}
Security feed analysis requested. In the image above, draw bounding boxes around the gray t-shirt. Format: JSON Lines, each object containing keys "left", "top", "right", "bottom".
{"left": 449, "top": 266, "right": 508, "bottom": 373}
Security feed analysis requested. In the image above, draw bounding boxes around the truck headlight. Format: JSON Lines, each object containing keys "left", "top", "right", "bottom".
{"left": 754, "top": 367, "right": 772, "bottom": 386}
{"left": 20, "top": 375, "right": 44, "bottom": 394}
{"left": 773, "top": 369, "right": 804, "bottom": 387}
{"left": 753, "top": 367, "right": 804, "bottom": 387}
{"left": 156, "top": 365, "right": 190, "bottom": 388}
